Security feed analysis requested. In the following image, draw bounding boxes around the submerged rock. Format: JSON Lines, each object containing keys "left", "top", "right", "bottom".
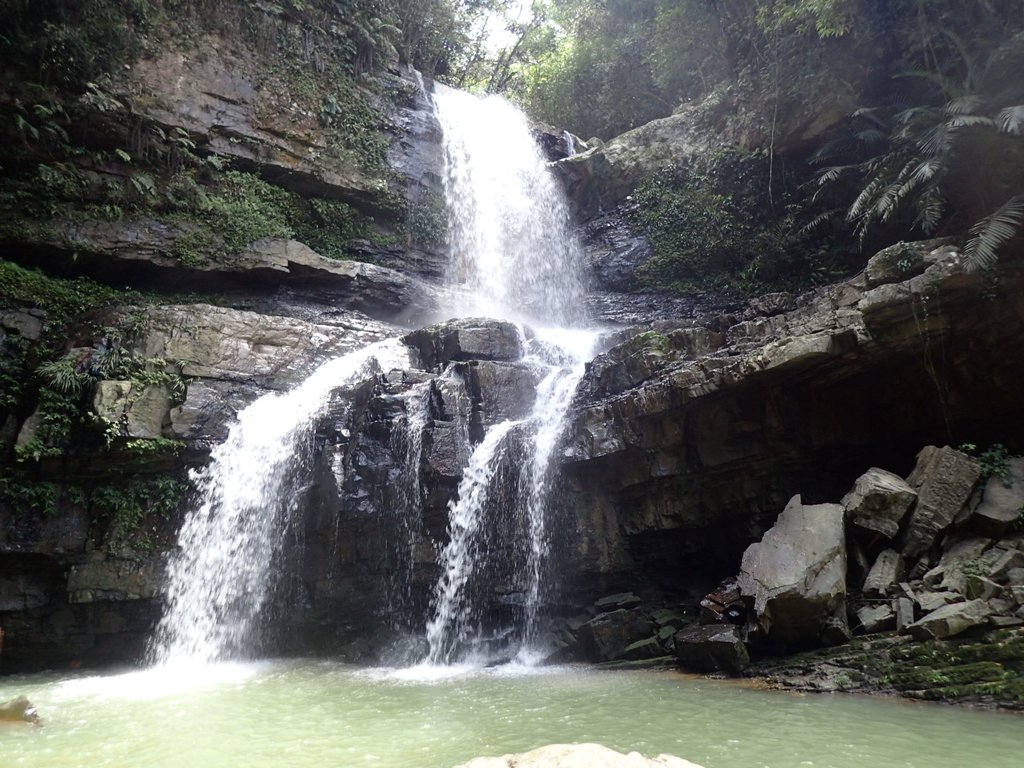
{"left": 0, "top": 696, "right": 39, "bottom": 724}
{"left": 673, "top": 623, "right": 750, "bottom": 675}
{"left": 454, "top": 743, "right": 704, "bottom": 768}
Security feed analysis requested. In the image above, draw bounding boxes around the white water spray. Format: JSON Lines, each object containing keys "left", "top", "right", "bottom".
{"left": 150, "top": 340, "right": 410, "bottom": 664}
{"left": 422, "top": 87, "right": 598, "bottom": 664}
{"left": 433, "top": 84, "right": 588, "bottom": 326}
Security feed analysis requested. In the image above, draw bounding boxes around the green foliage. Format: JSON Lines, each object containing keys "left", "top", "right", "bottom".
{"left": 629, "top": 149, "right": 837, "bottom": 294}
{"left": 959, "top": 443, "right": 1012, "bottom": 481}
{"left": 90, "top": 475, "right": 185, "bottom": 551}
{"left": 807, "top": 15, "right": 1024, "bottom": 265}
{"left": 1, "top": 0, "right": 156, "bottom": 88}
{"left": 0, "top": 260, "right": 144, "bottom": 329}
{"left": 0, "top": 472, "right": 188, "bottom": 553}
{"left": 0, "top": 478, "right": 61, "bottom": 517}
{"left": 407, "top": 192, "right": 448, "bottom": 246}
{"left": 37, "top": 354, "right": 91, "bottom": 396}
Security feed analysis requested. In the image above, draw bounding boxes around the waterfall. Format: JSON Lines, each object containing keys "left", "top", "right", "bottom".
{"left": 432, "top": 84, "right": 588, "bottom": 327}
{"left": 150, "top": 82, "right": 596, "bottom": 668}
{"left": 424, "top": 420, "right": 521, "bottom": 664}
{"left": 563, "top": 130, "right": 577, "bottom": 158}
{"left": 382, "top": 382, "right": 430, "bottom": 627}
{"left": 150, "top": 340, "right": 410, "bottom": 665}
{"left": 421, "top": 87, "right": 598, "bottom": 665}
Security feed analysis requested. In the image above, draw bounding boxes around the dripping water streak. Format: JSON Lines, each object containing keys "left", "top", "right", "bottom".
{"left": 150, "top": 339, "right": 410, "bottom": 665}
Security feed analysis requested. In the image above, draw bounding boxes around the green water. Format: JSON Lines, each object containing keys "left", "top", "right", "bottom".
{"left": 0, "top": 660, "right": 1021, "bottom": 768}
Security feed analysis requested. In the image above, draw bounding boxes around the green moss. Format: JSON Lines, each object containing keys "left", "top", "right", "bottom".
{"left": 0, "top": 260, "right": 142, "bottom": 327}
{"left": 407, "top": 192, "right": 449, "bottom": 247}
{"left": 0, "top": 471, "right": 188, "bottom": 555}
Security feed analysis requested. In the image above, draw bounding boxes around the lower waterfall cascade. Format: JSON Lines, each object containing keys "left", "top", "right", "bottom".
{"left": 148, "top": 81, "right": 600, "bottom": 668}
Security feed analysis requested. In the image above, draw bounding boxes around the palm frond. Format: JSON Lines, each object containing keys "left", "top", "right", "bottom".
{"left": 964, "top": 195, "right": 1024, "bottom": 271}
{"left": 944, "top": 95, "right": 985, "bottom": 116}
{"left": 914, "top": 187, "right": 945, "bottom": 234}
{"left": 909, "top": 158, "right": 942, "bottom": 185}
{"left": 945, "top": 114, "right": 996, "bottom": 130}
{"left": 847, "top": 177, "right": 885, "bottom": 223}
{"left": 997, "top": 105, "right": 1024, "bottom": 135}
{"left": 815, "top": 164, "right": 855, "bottom": 186}
{"left": 850, "top": 107, "right": 888, "bottom": 130}
{"left": 800, "top": 209, "right": 842, "bottom": 235}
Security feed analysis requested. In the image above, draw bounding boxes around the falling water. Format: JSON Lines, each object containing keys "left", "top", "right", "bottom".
{"left": 563, "top": 130, "right": 577, "bottom": 158}
{"left": 424, "top": 420, "right": 521, "bottom": 664}
{"left": 432, "top": 84, "right": 588, "bottom": 326}
{"left": 150, "top": 340, "right": 410, "bottom": 664}
{"left": 423, "top": 87, "right": 598, "bottom": 664}
{"left": 382, "top": 382, "right": 430, "bottom": 626}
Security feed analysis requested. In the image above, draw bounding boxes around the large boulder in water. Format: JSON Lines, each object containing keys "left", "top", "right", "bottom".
{"left": 738, "top": 495, "right": 849, "bottom": 649}
{"left": 674, "top": 623, "right": 749, "bottom": 675}
{"left": 454, "top": 743, "right": 705, "bottom": 768}
{"left": 0, "top": 696, "right": 39, "bottom": 724}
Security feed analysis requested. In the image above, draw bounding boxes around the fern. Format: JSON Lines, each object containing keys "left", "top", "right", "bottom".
{"left": 964, "top": 195, "right": 1024, "bottom": 271}
{"left": 997, "top": 105, "right": 1024, "bottom": 134}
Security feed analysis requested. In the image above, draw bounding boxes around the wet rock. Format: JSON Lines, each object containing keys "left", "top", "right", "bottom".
{"left": 594, "top": 592, "right": 642, "bottom": 611}
{"left": 0, "top": 696, "right": 39, "bottom": 724}
{"left": 915, "top": 591, "right": 962, "bottom": 613}
{"left": 863, "top": 240, "right": 956, "bottom": 288}
{"left": 987, "top": 549, "right": 1024, "bottom": 582}
{"left": 576, "top": 609, "right": 654, "bottom": 662}
{"left": 1, "top": 310, "right": 45, "bottom": 341}
{"left": 895, "top": 597, "right": 916, "bottom": 632}
{"left": 580, "top": 209, "right": 652, "bottom": 291}
{"left": 902, "top": 446, "right": 981, "bottom": 558}
{"left": 454, "top": 743, "right": 704, "bottom": 768}
{"left": 862, "top": 549, "right": 905, "bottom": 599}
{"left": 922, "top": 537, "right": 992, "bottom": 594}
{"left": 965, "top": 575, "right": 1003, "bottom": 601}
{"left": 92, "top": 381, "right": 171, "bottom": 439}
{"left": 673, "top": 623, "right": 750, "bottom": 675}
{"left": 907, "top": 599, "right": 991, "bottom": 640}
{"left": 856, "top": 603, "right": 896, "bottom": 634}
{"left": 699, "top": 578, "right": 746, "bottom": 624}
{"left": 971, "top": 458, "right": 1024, "bottom": 537}
{"left": 404, "top": 318, "right": 523, "bottom": 370}
{"left": 470, "top": 361, "right": 541, "bottom": 426}
{"left": 650, "top": 609, "right": 690, "bottom": 631}
{"left": 66, "top": 556, "right": 162, "bottom": 604}
{"left": 622, "top": 637, "right": 664, "bottom": 661}
{"left": 738, "top": 495, "right": 849, "bottom": 649}
{"left": 842, "top": 468, "right": 916, "bottom": 539}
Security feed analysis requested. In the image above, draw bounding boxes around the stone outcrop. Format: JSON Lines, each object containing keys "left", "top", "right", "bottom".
{"left": 455, "top": 743, "right": 704, "bottom": 768}
{"left": 560, "top": 243, "right": 1024, "bottom": 612}
{"left": 901, "top": 446, "right": 981, "bottom": 558}
{"left": 842, "top": 468, "right": 916, "bottom": 539}
{"left": 737, "top": 495, "right": 849, "bottom": 649}
{"left": 971, "top": 458, "right": 1024, "bottom": 537}
{"left": 674, "top": 623, "right": 749, "bottom": 674}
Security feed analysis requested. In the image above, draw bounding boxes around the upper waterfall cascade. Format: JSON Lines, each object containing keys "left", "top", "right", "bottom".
{"left": 432, "top": 84, "right": 588, "bottom": 328}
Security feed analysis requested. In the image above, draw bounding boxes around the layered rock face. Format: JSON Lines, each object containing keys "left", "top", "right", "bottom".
{"left": 559, "top": 242, "right": 1024, "bottom": 612}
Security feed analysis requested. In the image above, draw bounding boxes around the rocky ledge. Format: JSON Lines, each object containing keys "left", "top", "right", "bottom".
{"left": 559, "top": 240, "right": 1024, "bottom": 603}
